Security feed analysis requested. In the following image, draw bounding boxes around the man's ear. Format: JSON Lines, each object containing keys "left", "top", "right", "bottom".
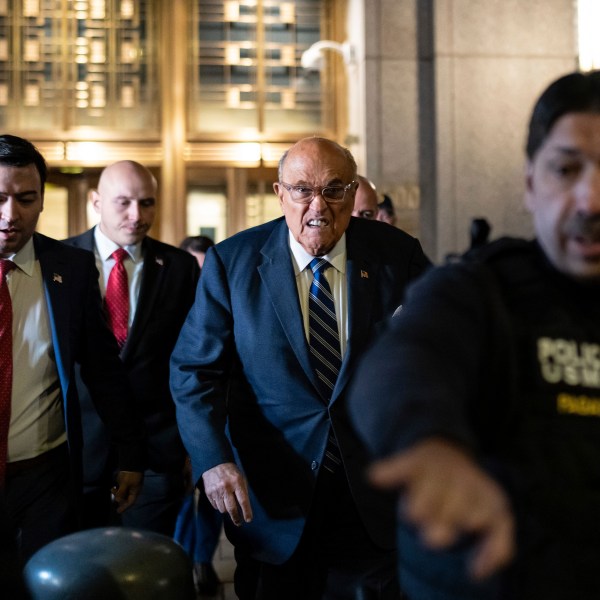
{"left": 273, "top": 182, "right": 284, "bottom": 209}
{"left": 90, "top": 190, "right": 101, "bottom": 214}
{"left": 523, "top": 161, "right": 535, "bottom": 212}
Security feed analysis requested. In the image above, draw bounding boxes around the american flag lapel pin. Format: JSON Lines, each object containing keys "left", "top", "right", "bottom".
{"left": 53, "top": 273, "right": 63, "bottom": 284}
{"left": 360, "top": 270, "right": 369, "bottom": 279}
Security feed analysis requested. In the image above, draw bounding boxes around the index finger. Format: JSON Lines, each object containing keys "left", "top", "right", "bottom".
{"left": 234, "top": 484, "right": 253, "bottom": 523}
{"left": 224, "top": 484, "right": 252, "bottom": 526}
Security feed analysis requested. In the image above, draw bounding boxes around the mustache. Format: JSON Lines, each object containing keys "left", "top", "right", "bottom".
{"left": 562, "top": 213, "right": 600, "bottom": 240}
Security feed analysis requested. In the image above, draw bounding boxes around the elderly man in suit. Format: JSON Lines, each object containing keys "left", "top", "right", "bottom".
{"left": 66, "top": 161, "right": 199, "bottom": 536}
{"left": 170, "top": 137, "right": 430, "bottom": 599}
{"left": 0, "top": 134, "right": 145, "bottom": 561}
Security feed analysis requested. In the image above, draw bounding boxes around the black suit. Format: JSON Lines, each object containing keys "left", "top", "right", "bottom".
{"left": 66, "top": 229, "right": 199, "bottom": 534}
{"left": 5, "top": 234, "right": 145, "bottom": 560}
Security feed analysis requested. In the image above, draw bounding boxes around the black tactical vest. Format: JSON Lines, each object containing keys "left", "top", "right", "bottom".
{"left": 459, "top": 237, "right": 600, "bottom": 597}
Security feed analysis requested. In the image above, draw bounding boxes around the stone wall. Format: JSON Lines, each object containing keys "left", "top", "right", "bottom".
{"left": 356, "top": 0, "right": 578, "bottom": 261}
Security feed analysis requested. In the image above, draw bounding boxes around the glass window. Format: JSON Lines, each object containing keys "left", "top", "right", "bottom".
{"left": 188, "top": 0, "right": 332, "bottom": 137}
{"left": 246, "top": 182, "right": 280, "bottom": 229}
{"left": 186, "top": 186, "right": 227, "bottom": 243}
{"left": 0, "top": 0, "right": 159, "bottom": 133}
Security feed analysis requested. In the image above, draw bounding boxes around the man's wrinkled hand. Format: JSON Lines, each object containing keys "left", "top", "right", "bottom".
{"left": 202, "top": 462, "right": 253, "bottom": 527}
{"left": 111, "top": 470, "right": 144, "bottom": 514}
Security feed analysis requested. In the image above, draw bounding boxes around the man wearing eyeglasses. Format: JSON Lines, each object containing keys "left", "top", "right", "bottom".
{"left": 170, "top": 137, "right": 430, "bottom": 599}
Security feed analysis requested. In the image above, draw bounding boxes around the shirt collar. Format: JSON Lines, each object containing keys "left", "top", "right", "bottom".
{"left": 6, "top": 236, "right": 36, "bottom": 277}
{"left": 288, "top": 230, "right": 347, "bottom": 275}
{"left": 94, "top": 225, "right": 142, "bottom": 262}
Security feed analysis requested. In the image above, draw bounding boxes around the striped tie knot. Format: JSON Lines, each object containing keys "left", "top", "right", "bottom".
{"left": 310, "top": 257, "right": 328, "bottom": 276}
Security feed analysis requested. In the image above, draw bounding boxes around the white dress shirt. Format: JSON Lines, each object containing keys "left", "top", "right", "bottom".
{"left": 93, "top": 226, "right": 144, "bottom": 327}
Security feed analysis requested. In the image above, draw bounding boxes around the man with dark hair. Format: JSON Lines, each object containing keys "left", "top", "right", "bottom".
{"left": 180, "top": 234, "right": 215, "bottom": 271}
{"left": 376, "top": 195, "right": 396, "bottom": 226}
{"left": 0, "top": 135, "right": 145, "bottom": 560}
{"left": 171, "top": 136, "right": 430, "bottom": 599}
{"left": 348, "top": 69, "right": 600, "bottom": 599}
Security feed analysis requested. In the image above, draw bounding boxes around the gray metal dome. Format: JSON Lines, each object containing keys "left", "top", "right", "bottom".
{"left": 24, "top": 527, "right": 195, "bottom": 599}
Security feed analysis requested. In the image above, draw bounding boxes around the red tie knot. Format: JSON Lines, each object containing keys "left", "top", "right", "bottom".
{"left": 111, "top": 248, "right": 129, "bottom": 264}
{"left": 0, "top": 260, "right": 15, "bottom": 281}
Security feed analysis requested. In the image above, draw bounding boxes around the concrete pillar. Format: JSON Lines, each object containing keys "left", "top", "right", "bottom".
{"left": 360, "top": 0, "right": 578, "bottom": 261}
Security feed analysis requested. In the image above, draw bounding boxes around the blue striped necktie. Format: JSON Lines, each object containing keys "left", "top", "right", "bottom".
{"left": 308, "top": 258, "right": 342, "bottom": 473}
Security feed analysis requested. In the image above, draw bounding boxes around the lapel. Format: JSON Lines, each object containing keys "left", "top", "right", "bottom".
{"left": 122, "top": 236, "right": 165, "bottom": 357}
{"left": 73, "top": 228, "right": 95, "bottom": 252}
{"left": 34, "top": 234, "right": 73, "bottom": 393}
{"left": 256, "top": 220, "right": 321, "bottom": 394}
{"left": 331, "top": 227, "right": 380, "bottom": 404}
{"left": 71, "top": 229, "right": 163, "bottom": 358}
{"left": 256, "top": 220, "right": 381, "bottom": 404}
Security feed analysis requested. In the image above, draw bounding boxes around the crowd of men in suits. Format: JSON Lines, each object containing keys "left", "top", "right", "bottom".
{"left": 0, "top": 132, "right": 426, "bottom": 599}
{"left": 4, "top": 67, "right": 600, "bottom": 600}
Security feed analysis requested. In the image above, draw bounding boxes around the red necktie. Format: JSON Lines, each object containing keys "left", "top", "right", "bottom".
{"left": 0, "top": 259, "right": 15, "bottom": 486}
{"left": 105, "top": 248, "right": 129, "bottom": 348}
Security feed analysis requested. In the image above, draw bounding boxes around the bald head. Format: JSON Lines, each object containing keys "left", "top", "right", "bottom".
{"left": 277, "top": 137, "right": 357, "bottom": 182}
{"left": 92, "top": 160, "right": 157, "bottom": 247}
{"left": 352, "top": 175, "right": 378, "bottom": 220}
{"left": 97, "top": 160, "right": 157, "bottom": 194}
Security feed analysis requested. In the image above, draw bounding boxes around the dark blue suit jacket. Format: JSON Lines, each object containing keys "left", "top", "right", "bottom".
{"left": 170, "top": 216, "right": 430, "bottom": 563}
{"left": 66, "top": 230, "right": 199, "bottom": 482}
{"left": 32, "top": 233, "right": 145, "bottom": 488}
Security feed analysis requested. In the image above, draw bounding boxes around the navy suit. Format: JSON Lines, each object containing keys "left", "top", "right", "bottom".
{"left": 6, "top": 234, "right": 145, "bottom": 558}
{"left": 65, "top": 230, "right": 199, "bottom": 534}
{"left": 170, "top": 216, "right": 430, "bottom": 569}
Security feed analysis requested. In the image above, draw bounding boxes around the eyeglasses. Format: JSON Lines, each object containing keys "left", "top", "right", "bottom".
{"left": 279, "top": 181, "right": 356, "bottom": 204}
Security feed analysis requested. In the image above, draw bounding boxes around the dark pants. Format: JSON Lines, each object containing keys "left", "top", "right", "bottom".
{"left": 174, "top": 490, "right": 223, "bottom": 563}
{"left": 235, "top": 467, "right": 401, "bottom": 600}
{"left": 4, "top": 444, "right": 77, "bottom": 563}
{"left": 0, "top": 492, "right": 30, "bottom": 599}
{"left": 82, "top": 468, "right": 185, "bottom": 537}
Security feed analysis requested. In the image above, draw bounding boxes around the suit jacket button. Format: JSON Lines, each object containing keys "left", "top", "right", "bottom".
{"left": 311, "top": 461, "right": 318, "bottom": 470}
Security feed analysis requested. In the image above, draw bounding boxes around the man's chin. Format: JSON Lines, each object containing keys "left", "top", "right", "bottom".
{"left": 118, "top": 232, "right": 145, "bottom": 246}
{"left": 0, "top": 235, "right": 23, "bottom": 257}
{"left": 299, "top": 233, "right": 336, "bottom": 256}
{"left": 562, "top": 257, "right": 600, "bottom": 283}
{"left": 303, "top": 242, "right": 335, "bottom": 257}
